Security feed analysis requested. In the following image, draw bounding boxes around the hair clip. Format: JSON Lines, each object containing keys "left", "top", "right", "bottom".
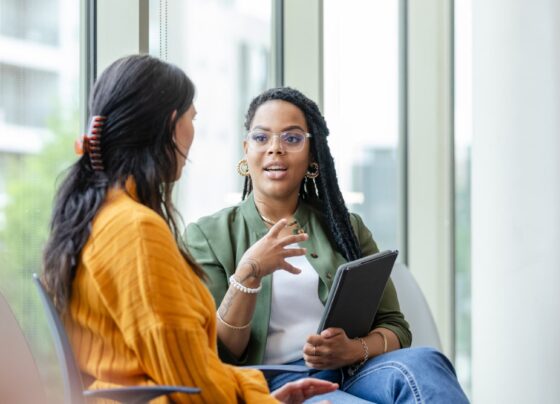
{"left": 75, "top": 116, "right": 107, "bottom": 171}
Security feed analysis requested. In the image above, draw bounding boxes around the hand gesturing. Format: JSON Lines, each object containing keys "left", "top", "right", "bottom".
{"left": 237, "top": 219, "right": 308, "bottom": 280}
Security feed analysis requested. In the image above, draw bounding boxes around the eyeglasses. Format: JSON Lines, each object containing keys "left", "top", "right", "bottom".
{"left": 246, "top": 130, "right": 312, "bottom": 152}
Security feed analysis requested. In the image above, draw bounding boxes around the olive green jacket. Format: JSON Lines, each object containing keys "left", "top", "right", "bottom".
{"left": 185, "top": 194, "right": 411, "bottom": 365}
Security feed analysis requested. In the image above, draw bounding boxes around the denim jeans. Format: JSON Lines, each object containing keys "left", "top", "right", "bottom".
{"left": 266, "top": 347, "right": 469, "bottom": 404}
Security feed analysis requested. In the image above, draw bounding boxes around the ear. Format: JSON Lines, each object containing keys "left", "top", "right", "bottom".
{"left": 243, "top": 139, "right": 249, "bottom": 155}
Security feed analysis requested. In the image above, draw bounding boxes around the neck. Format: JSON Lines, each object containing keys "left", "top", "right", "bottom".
{"left": 253, "top": 192, "right": 299, "bottom": 223}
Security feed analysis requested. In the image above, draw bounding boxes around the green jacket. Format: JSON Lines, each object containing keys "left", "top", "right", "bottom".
{"left": 185, "top": 194, "right": 412, "bottom": 365}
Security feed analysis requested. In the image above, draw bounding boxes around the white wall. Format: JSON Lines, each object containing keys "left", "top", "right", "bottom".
{"left": 471, "top": 0, "right": 560, "bottom": 402}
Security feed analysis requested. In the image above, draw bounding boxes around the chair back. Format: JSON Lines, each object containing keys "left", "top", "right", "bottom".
{"left": 391, "top": 263, "right": 442, "bottom": 350}
{"left": 33, "top": 274, "right": 85, "bottom": 404}
{"left": 0, "top": 288, "right": 47, "bottom": 403}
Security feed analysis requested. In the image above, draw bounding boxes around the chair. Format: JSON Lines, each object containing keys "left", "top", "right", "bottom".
{"left": 33, "top": 274, "right": 200, "bottom": 404}
{"left": 390, "top": 263, "right": 442, "bottom": 350}
{"left": 0, "top": 288, "right": 48, "bottom": 403}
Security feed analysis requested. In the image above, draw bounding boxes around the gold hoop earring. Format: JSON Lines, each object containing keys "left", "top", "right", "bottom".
{"left": 237, "top": 159, "right": 250, "bottom": 177}
{"left": 305, "top": 162, "right": 319, "bottom": 179}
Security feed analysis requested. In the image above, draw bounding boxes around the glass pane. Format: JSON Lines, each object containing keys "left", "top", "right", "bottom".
{"left": 323, "top": 0, "right": 401, "bottom": 252}
{"left": 0, "top": 0, "right": 59, "bottom": 45}
{"left": 0, "top": 0, "right": 80, "bottom": 401}
{"left": 454, "top": 0, "right": 472, "bottom": 397}
{"left": 149, "top": 0, "right": 273, "bottom": 222}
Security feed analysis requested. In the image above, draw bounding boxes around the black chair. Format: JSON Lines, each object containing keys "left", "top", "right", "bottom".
{"left": 33, "top": 274, "right": 308, "bottom": 403}
{"left": 33, "top": 274, "right": 200, "bottom": 404}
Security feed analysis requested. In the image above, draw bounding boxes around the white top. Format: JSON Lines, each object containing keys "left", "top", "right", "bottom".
{"left": 263, "top": 244, "right": 325, "bottom": 364}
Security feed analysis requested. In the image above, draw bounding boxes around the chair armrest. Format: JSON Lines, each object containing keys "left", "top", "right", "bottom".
{"left": 84, "top": 385, "right": 200, "bottom": 403}
{"left": 245, "top": 364, "right": 309, "bottom": 378}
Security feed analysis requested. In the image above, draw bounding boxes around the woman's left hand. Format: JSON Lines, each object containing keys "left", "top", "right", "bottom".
{"left": 271, "top": 378, "right": 338, "bottom": 404}
{"left": 303, "top": 328, "right": 362, "bottom": 370}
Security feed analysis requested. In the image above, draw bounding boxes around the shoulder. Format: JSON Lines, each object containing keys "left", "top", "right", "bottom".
{"left": 348, "top": 211, "right": 367, "bottom": 231}
{"left": 93, "top": 189, "right": 173, "bottom": 246}
{"left": 192, "top": 203, "right": 243, "bottom": 231}
{"left": 348, "top": 211, "right": 379, "bottom": 255}
{"left": 186, "top": 201, "right": 250, "bottom": 244}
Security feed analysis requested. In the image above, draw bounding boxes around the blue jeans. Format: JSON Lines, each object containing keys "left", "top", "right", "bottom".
{"left": 266, "top": 347, "right": 469, "bottom": 403}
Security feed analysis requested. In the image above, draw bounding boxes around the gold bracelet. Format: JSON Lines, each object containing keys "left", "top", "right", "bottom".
{"left": 370, "top": 330, "right": 388, "bottom": 354}
{"left": 348, "top": 337, "right": 369, "bottom": 376}
{"left": 216, "top": 311, "right": 251, "bottom": 330}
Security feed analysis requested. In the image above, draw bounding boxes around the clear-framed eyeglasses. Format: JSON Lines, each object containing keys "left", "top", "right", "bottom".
{"left": 246, "top": 129, "right": 312, "bottom": 152}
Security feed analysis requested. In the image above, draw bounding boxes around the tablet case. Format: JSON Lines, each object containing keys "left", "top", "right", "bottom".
{"left": 316, "top": 250, "right": 398, "bottom": 338}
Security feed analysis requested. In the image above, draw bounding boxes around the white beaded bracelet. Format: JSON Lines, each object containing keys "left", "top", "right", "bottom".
{"left": 229, "top": 275, "right": 262, "bottom": 294}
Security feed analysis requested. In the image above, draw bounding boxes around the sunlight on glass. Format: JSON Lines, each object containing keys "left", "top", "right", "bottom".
{"left": 150, "top": 0, "right": 272, "bottom": 224}
{"left": 323, "top": 0, "right": 400, "bottom": 251}
{"left": 454, "top": 0, "right": 473, "bottom": 397}
{"left": 0, "top": 0, "right": 80, "bottom": 401}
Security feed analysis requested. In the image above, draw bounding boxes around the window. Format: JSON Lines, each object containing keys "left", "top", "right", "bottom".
{"left": 0, "top": 0, "right": 59, "bottom": 45}
{"left": 454, "top": 0, "right": 472, "bottom": 396}
{"left": 149, "top": 0, "right": 274, "bottom": 222}
{"left": 0, "top": 0, "right": 79, "bottom": 401}
{"left": 323, "top": 0, "right": 402, "bottom": 252}
{"left": 0, "top": 64, "right": 58, "bottom": 127}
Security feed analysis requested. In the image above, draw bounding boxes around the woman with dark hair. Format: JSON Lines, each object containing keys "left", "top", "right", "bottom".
{"left": 41, "top": 57, "right": 337, "bottom": 403}
{"left": 186, "top": 87, "right": 469, "bottom": 403}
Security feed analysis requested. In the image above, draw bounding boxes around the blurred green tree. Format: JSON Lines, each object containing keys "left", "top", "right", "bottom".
{"left": 0, "top": 112, "right": 78, "bottom": 402}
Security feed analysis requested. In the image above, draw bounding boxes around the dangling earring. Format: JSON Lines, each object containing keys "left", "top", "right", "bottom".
{"left": 305, "top": 162, "right": 320, "bottom": 179}
{"left": 237, "top": 159, "right": 250, "bottom": 177}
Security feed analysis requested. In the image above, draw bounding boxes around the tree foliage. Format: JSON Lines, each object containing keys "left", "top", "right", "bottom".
{"left": 0, "top": 113, "right": 78, "bottom": 401}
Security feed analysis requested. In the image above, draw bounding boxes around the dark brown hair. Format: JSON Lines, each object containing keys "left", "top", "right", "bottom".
{"left": 43, "top": 55, "right": 203, "bottom": 312}
{"left": 243, "top": 87, "right": 361, "bottom": 262}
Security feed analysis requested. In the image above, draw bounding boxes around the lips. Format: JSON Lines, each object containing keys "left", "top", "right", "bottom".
{"left": 263, "top": 162, "right": 287, "bottom": 172}
{"left": 263, "top": 161, "right": 288, "bottom": 179}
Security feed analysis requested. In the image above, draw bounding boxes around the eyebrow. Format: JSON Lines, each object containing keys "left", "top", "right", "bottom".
{"left": 251, "top": 125, "right": 306, "bottom": 132}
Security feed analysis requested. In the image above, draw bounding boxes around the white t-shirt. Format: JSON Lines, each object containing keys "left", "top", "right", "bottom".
{"left": 263, "top": 244, "right": 325, "bottom": 364}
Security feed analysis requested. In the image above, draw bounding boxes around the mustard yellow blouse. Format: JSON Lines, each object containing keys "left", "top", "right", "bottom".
{"left": 66, "top": 184, "right": 277, "bottom": 403}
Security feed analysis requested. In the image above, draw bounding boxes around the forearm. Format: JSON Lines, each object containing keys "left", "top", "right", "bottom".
{"left": 216, "top": 262, "right": 262, "bottom": 358}
{"left": 349, "top": 327, "right": 400, "bottom": 364}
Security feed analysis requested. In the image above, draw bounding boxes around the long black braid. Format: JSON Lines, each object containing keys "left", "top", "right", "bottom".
{"left": 242, "top": 87, "right": 362, "bottom": 262}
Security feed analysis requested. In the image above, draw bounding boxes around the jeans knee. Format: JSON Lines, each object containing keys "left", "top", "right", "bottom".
{"left": 376, "top": 347, "right": 457, "bottom": 378}
{"left": 410, "top": 347, "right": 456, "bottom": 374}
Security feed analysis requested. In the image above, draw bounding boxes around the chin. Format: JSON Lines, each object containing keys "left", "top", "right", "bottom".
{"left": 260, "top": 184, "right": 299, "bottom": 200}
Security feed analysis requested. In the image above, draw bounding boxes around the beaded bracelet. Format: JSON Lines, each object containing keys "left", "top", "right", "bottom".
{"left": 348, "top": 337, "right": 369, "bottom": 376}
{"left": 229, "top": 275, "right": 262, "bottom": 294}
{"left": 216, "top": 311, "right": 251, "bottom": 330}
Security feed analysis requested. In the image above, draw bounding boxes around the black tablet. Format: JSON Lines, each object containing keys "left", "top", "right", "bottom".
{"left": 316, "top": 250, "right": 398, "bottom": 339}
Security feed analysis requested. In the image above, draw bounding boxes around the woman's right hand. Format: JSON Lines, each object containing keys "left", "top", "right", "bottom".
{"left": 271, "top": 378, "right": 338, "bottom": 404}
{"left": 236, "top": 219, "right": 308, "bottom": 281}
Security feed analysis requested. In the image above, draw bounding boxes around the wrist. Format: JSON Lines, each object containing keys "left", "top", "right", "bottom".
{"left": 351, "top": 338, "right": 366, "bottom": 363}
{"left": 229, "top": 274, "right": 262, "bottom": 294}
{"left": 347, "top": 337, "right": 369, "bottom": 376}
{"left": 235, "top": 260, "right": 262, "bottom": 286}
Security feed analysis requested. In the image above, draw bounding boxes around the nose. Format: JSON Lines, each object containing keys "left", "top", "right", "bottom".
{"left": 266, "top": 134, "right": 285, "bottom": 155}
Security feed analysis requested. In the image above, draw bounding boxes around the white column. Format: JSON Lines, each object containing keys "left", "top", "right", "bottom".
{"left": 407, "top": 0, "right": 454, "bottom": 356}
{"left": 471, "top": 0, "right": 560, "bottom": 402}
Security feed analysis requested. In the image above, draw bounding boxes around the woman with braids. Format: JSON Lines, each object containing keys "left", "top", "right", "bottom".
{"left": 41, "top": 56, "right": 338, "bottom": 403}
{"left": 186, "top": 87, "right": 469, "bottom": 403}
